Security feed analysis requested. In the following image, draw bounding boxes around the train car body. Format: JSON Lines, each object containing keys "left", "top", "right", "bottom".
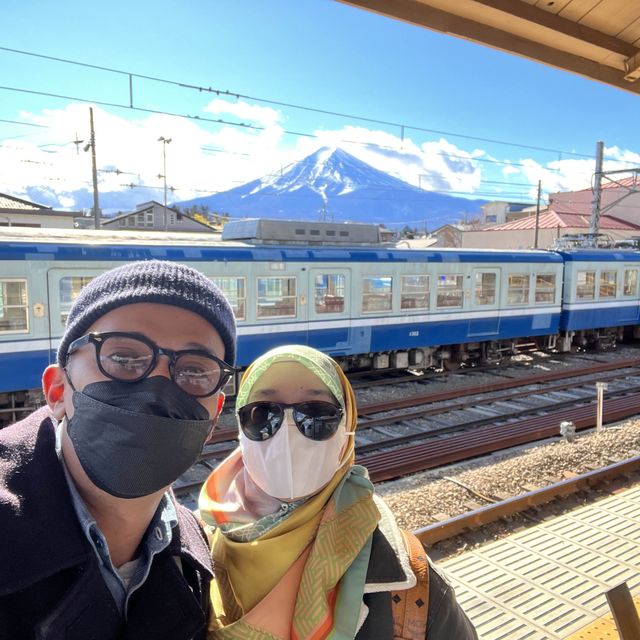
{"left": 557, "top": 249, "right": 640, "bottom": 350}
{"left": 0, "top": 226, "right": 565, "bottom": 415}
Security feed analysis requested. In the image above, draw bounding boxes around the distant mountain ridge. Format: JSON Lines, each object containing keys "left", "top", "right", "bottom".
{"left": 177, "top": 147, "right": 486, "bottom": 229}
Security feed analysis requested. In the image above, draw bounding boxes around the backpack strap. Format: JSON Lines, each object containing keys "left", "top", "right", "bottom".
{"left": 391, "top": 530, "right": 430, "bottom": 640}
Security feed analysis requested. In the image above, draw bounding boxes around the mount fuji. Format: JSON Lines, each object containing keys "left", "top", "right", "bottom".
{"left": 177, "top": 147, "right": 486, "bottom": 229}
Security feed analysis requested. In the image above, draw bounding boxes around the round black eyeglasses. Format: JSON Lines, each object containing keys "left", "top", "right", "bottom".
{"left": 238, "top": 401, "right": 344, "bottom": 442}
{"left": 65, "top": 331, "right": 237, "bottom": 397}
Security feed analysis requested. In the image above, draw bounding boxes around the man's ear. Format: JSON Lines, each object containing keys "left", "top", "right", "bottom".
{"left": 205, "top": 392, "right": 226, "bottom": 445}
{"left": 42, "top": 365, "right": 67, "bottom": 420}
{"left": 215, "top": 392, "right": 225, "bottom": 418}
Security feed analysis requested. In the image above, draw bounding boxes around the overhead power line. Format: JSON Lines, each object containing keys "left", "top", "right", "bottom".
{"left": 1, "top": 45, "right": 635, "bottom": 165}
{"left": 0, "top": 118, "right": 47, "bottom": 128}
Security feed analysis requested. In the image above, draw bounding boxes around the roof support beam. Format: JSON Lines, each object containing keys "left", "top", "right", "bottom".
{"left": 339, "top": 0, "right": 640, "bottom": 95}
{"left": 624, "top": 50, "right": 640, "bottom": 81}
{"left": 471, "top": 0, "right": 637, "bottom": 58}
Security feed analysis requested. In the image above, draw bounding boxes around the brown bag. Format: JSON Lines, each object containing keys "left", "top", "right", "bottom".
{"left": 391, "top": 530, "right": 430, "bottom": 640}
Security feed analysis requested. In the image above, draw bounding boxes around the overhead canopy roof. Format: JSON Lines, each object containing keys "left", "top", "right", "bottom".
{"left": 339, "top": 0, "right": 640, "bottom": 95}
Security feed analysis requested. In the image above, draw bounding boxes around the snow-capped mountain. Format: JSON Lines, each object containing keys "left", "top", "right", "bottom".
{"left": 177, "top": 147, "right": 486, "bottom": 229}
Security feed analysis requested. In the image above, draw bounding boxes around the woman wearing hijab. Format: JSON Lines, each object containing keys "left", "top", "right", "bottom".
{"left": 199, "top": 345, "right": 477, "bottom": 639}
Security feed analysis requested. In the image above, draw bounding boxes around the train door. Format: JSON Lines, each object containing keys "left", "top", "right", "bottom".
{"left": 468, "top": 268, "right": 500, "bottom": 336}
{"left": 308, "top": 268, "right": 352, "bottom": 356}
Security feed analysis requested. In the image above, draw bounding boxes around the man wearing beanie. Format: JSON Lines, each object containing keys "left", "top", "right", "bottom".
{"left": 0, "top": 260, "right": 237, "bottom": 640}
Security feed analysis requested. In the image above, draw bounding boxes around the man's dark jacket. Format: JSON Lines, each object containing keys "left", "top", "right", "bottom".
{"left": 0, "top": 407, "right": 213, "bottom": 640}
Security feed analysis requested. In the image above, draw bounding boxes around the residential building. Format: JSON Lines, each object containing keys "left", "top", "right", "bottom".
{"left": 481, "top": 201, "right": 535, "bottom": 225}
{"left": 0, "top": 193, "right": 82, "bottom": 228}
{"left": 549, "top": 175, "right": 640, "bottom": 226}
{"left": 102, "top": 201, "right": 216, "bottom": 232}
{"left": 462, "top": 208, "right": 640, "bottom": 249}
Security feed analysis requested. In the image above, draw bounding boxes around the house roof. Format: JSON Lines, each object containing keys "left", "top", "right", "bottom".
{"left": 104, "top": 203, "right": 215, "bottom": 231}
{"left": 485, "top": 209, "right": 640, "bottom": 231}
{"left": 0, "top": 193, "right": 52, "bottom": 211}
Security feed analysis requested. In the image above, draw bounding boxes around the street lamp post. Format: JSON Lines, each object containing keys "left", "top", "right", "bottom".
{"left": 158, "top": 136, "right": 172, "bottom": 231}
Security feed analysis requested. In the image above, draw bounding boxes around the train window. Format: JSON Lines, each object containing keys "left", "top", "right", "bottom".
{"left": 599, "top": 271, "right": 617, "bottom": 298}
{"left": 401, "top": 275, "right": 429, "bottom": 310}
{"left": 576, "top": 271, "right": 595, "bottom": 299}
{"left": 474, "top": 272, "right": 496, "bottom": 306}
{"left": 624, "top": 269, "right": 638, "bottom": 296}
{"left": 535, "top": 274, "right": 556, "bottom": 303}
{"left": 59, "top": 276, "right": 95, "bottom": 323}
{"left": 0, "top": 279, "right": 29, "bottom": 333}
{"left": 315, "top": 274, "right": 345, "bottom": 314}
{"left": 362, "top": 276, "right": 392, "bottom": 313}
{"left": 257, "top": 277, "right": 297, "bottom": 318}
{"left": 211, "top": 277, "right": 246, "bottom": 320}
{"left": 507, "top": 274, "right": 529, "bottom": 305}
{"left": 436, "top": 274, "right": 463, "bottom": 308}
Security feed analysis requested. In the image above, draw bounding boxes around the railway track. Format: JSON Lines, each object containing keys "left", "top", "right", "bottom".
{"left": 173, "top": 357, "right": 640, "bottom": 504}
{"left": 414, "top": 454, "right": 640, "bottom": 545}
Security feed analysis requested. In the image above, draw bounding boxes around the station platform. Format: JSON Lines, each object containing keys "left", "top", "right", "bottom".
{"left": 439, "top": 483, "right": 640, "bottom": 639}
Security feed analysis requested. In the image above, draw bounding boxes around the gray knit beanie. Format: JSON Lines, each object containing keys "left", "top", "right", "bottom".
{"left": 57, "top": 260, "right": 236, "bottom": 366}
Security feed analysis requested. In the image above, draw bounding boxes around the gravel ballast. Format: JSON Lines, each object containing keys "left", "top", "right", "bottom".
{"left": 375, "top": 420, "right": 640, "bottom": 558}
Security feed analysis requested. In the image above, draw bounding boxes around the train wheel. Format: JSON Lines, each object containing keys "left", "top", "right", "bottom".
{"left": 443, "top": 357, "right": 461, "bottom": 371}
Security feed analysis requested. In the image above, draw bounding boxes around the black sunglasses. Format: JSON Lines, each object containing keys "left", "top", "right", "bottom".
{"left": 238, "top": 401, "right": 344, "bottom": 442}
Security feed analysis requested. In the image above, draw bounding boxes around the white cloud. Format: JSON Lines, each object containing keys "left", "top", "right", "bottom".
{"left": 203, "top": 99, "right": 283, "bottom": 128}
{"left": 5, "top": 101, "right": 638, "bottom": 215}
{"left": 512, "top": 144, "right": 640, "bottom": 201}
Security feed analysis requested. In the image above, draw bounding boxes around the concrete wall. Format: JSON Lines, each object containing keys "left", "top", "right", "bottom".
{"left": 481, "top": 202, "right": 508, "bottom": 225}
{"left": 0, "top": 211, "right": 78, "bottom": 228}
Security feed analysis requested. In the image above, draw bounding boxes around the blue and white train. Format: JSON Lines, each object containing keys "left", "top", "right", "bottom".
{"left": 1, "top": 220, "right": 639, "bottom": 420}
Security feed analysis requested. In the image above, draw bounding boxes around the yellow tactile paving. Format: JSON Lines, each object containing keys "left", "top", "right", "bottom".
{"left": 439, "top": 486, "right": 640, "bottom": 639}
{"left": 564, "top": 595, "right": 640, "bottom": 639}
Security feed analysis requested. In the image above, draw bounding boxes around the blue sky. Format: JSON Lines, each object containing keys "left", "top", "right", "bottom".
{"left": 2, "top": 0, "right": 640, "bottom": 218}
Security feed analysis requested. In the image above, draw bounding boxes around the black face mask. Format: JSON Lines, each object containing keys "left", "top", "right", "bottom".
{"left": 66, "top": 376, "right": 212, "bottom": 499}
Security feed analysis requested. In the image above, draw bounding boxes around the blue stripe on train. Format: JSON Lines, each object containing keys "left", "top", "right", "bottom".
{"left": 560, "top": 305, "right": 640, "bottom": 331}
{"left": 0, "top": 349, "right": 54, "bottom": 393}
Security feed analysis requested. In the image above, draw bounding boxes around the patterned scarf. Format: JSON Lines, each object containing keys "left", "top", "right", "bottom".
{"left": 199, "top": 346, "right": 380, "bottom": 639}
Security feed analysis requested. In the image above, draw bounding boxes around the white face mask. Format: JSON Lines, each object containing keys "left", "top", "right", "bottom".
{"left": 240, "top": 413, "right": 348, "bottom": 501}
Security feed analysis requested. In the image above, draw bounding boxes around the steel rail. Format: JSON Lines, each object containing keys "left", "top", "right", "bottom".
{"left": 356, "top": 376, "right": 640, "bottom": 453}
{"left": 205, "top": 358, "right": 640, "bottom": 446}
{"left": 359, "top": 391, "right": 640, "bottom": 482}
{"left": 413, "top": 456, "right": 640, "bottom": 545}
{"left": 357, "top": 368, "right": 639, "bottom": 431}
{"left": 357, "top": 357, "right": 640, "bottom": 416}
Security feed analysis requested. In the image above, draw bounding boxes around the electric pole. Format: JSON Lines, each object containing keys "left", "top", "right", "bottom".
{"left": 88, "top": 108, "right": 100, "bottom": 229}
{"left": 589, "top": 141, "right": 604, "bottom": 244}
{"left": 158, "top": 136, "right": 172, "bottom": 231}
{"left": 534, "top": 179, "right": 541, "bottom": 248}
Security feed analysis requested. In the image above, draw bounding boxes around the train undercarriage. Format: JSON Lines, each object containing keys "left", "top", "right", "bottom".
{"left": 335, "top": 325, "right": 629, "bottom": 375}
{"left": 0, "top": 325, "right": 635, "bottom": 427}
